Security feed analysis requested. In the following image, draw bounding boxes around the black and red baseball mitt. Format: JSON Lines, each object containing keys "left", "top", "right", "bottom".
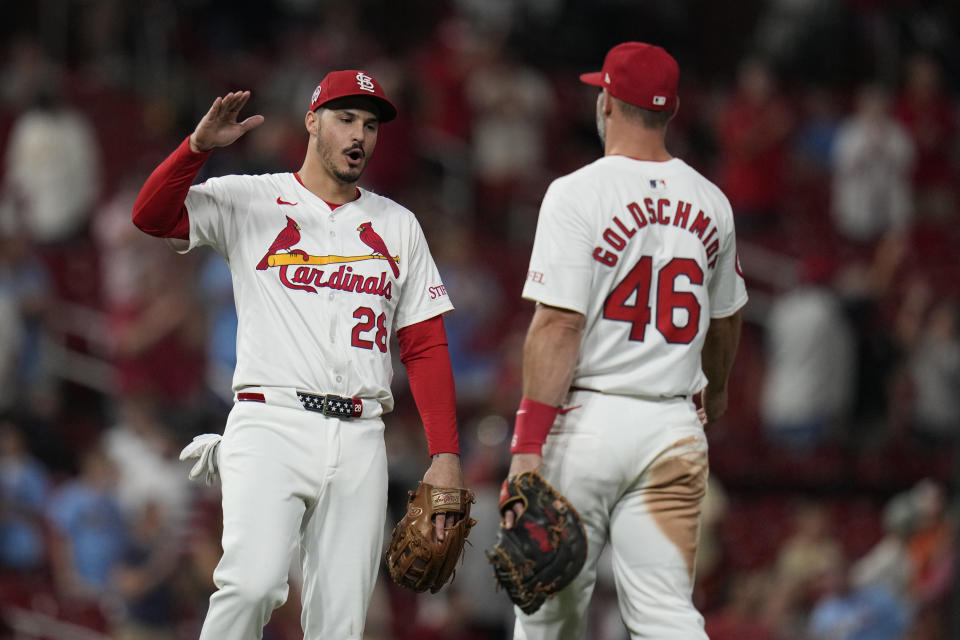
{"left": 486, "top": 471, "right": 588, "bottom": 614}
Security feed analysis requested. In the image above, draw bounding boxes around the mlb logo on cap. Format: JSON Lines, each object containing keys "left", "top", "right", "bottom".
{"left": 308, "top": 69, "right": 398, "bottom": 122}
{"left": 580, "top": 42, "right": 679, "bottom": 112}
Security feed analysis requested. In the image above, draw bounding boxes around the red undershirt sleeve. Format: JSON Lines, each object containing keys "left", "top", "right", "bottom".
{"left": 132, "top": 136, "right": 210, "bottom": 240}
{"left": 397, "top": 314, "right": 460, "bottom": 456}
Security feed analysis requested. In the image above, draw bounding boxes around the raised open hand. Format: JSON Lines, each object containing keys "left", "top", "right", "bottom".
{"left": 189, "top": 91, "right": 264, "bottom": 152}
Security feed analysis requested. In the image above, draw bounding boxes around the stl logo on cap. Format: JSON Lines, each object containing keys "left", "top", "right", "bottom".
{"left": 355, "top": 72, "right": 376, "bottom": 93}
{"left": 308, "top": 69, "right": 398, "bottom": 121}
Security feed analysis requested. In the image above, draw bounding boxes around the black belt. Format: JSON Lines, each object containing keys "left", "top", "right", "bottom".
{"left": 296, "top": 391, "right": 363, "bottom": 418}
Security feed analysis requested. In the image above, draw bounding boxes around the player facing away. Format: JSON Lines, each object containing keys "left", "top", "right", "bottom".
{"left": 499, "top": 43, "right": 748, "bottom": 639}
{"left": 131, "top": 70, "right": 466, "bottom": 639}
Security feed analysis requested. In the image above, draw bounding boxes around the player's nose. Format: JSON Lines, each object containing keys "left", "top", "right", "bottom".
{"left": 351, "top": 121, "right": 369, "bottom": 142}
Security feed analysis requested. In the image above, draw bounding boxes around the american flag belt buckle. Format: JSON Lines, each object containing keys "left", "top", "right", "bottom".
{"left": 297, "top": 392, "right": 362, "bottom": 418}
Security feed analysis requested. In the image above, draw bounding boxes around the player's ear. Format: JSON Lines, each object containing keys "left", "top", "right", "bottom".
{"left": 305, "top": 109, "right": 319, "bottom": 136}
{"left": 601, "top": 89, "right": 613, "bottom": 117}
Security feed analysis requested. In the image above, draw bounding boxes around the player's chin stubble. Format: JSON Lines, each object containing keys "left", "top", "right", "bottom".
{"left": 316, "top": 137, "right": 366, "bottom": 184}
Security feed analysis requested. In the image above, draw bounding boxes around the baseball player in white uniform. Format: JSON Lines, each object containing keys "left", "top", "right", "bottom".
{"left": 500, "top": 42, "right": 748, "bottom": 638}
{"left": 132, "top": 70, "right": 465, "bottom": 639}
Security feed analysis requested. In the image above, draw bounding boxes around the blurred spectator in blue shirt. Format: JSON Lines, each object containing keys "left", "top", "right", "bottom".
{"left": 197, "top": 254, "right": 238, "bottom": 406}
{"left": 0, "top": 231, "right": 52, "bottom": 414}
{"left": 46, "top": 443, "right": 127, "bottom": 598}
{"left": 110, "top": 500, "right": 180, "bottom": 640}
{"left": 0, "top": 418, "right": 50, "bottom": 571}
{"left": 808, "top": 562, "right": 910, "bottom": 640}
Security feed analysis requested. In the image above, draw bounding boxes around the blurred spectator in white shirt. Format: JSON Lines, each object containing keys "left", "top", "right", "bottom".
{"left": 761, "top": 255, "right": 855, "bottom": 451}
{"left": 0, "top": 89, "right": 101, "bottom": 244}
{"left": 851, "top": 490, "right": 917, "bottom": 603}
{"left": 891, "top": 277, "right": 960, "bottom": 446}
{"left": 831, "top": 84, "right": 914, "bottom": 244}
{"left": 102, "top": 394, "right": 191, "bottom": 538}
{"left": 906, "top": 300, "right": 960, "bottom": 445}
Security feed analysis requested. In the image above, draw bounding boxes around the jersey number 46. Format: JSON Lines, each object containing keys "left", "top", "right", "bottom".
{"left": 603, "top": 256, "right": 703, "bottom": 344}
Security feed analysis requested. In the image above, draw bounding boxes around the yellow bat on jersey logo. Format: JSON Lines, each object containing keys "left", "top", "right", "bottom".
{"left": 268, "top": 253, "right": 399, "bottom": 267}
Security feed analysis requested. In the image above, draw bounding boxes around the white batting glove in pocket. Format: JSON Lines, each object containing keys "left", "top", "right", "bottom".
{"left": 179, "top": 433, "right": 223, "bottom": 486}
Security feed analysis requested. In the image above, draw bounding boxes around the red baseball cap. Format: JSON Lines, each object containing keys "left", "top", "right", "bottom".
{"left": 309, "top": 69, "right": 397, "bottom": 122}
{"left": 580, "top": 42, "right": 679, "bottom": 112}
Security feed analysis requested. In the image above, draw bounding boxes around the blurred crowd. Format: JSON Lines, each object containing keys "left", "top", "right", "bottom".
{"left": 0, "top": 1, "right": 958, "bottom": 638}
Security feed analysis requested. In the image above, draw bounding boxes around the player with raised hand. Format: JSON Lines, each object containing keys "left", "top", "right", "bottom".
{"left": 133, "top": 70, "right": 473, "bottom": 639}
{"left": 189, "top": 90, "right": 265, "bottom": 152}
{"left": 489, "top": 43, "right": 747, "bottom": 638}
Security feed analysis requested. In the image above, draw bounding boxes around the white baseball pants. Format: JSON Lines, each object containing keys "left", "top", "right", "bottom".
{"left": 199, "top": 400, "right": 388, "bottom": 640}
{"left": 514, "top": 389, "right": 710, "bottom": 640}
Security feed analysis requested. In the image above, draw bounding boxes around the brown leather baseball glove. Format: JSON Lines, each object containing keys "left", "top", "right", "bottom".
{"left": 385, "top": 482, "right": 476, "bottom": 593}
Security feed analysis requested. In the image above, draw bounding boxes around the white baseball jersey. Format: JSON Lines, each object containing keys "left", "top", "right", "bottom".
{"left": 179, "top": 172, "right": 453, "bottom": 411}
{"left": 522, "top": 155, "right": 747, "bottom": 398}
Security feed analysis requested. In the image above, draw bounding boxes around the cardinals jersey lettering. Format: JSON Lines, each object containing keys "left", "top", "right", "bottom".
{"left": 181, "top": 172, "right": 453, "bottom": 410}
{"left": 522, "top": 156, "right": 747, "bottom": 397}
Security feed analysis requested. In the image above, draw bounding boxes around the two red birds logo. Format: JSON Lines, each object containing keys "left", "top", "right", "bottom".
{"left": 256, "top": 216, "right": 399, "bottom": 278}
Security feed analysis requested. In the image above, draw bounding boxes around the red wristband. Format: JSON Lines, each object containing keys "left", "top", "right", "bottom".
{"left": 510, "top": 397, "right": 560, "bottom": 455}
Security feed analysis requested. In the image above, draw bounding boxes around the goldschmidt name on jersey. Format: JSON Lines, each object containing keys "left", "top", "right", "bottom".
{"left": 593, "top": 198, "right": 721, "bottom": 269}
